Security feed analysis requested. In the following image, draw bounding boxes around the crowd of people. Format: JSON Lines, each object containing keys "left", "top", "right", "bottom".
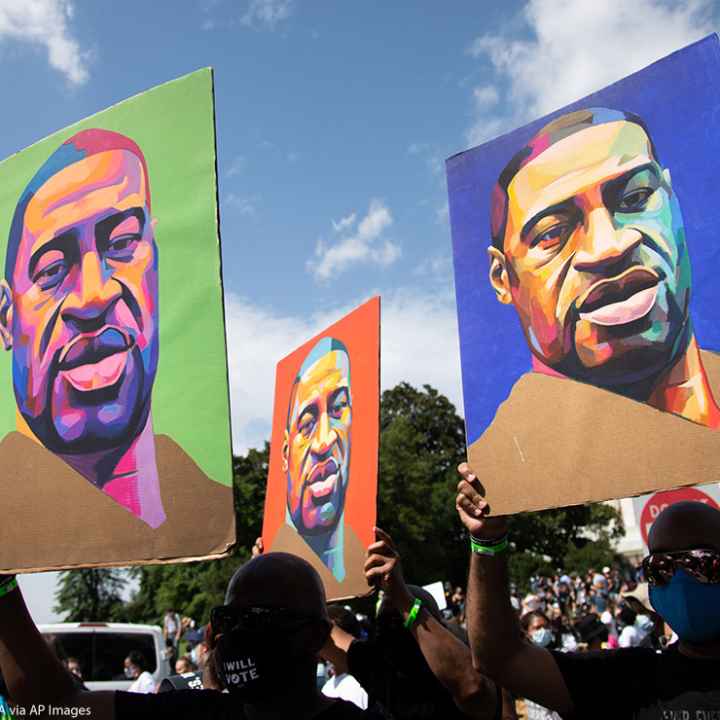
{"left": 0, "top": 462, "right": 715, "bottom": 718}
{"left": 508, "top": 565, "right": 668, "bottom": 653}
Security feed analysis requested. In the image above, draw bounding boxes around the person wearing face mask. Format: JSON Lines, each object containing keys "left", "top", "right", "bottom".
{"left": 520, "top": 612, "right": 555, "bottom": 650}
{"left": 518, "top": 613, "right": 561, "bottom": 720}
{"left": 0, "top": 553, "right": 384, "bottom": 719}
{"left": 457, "top": 462, "right": 720, "bottom": 720}
{"left": 124, "top": 652, "right": 155, "bottom": 694}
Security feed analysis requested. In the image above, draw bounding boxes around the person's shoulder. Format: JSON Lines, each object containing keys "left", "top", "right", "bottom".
{"left": 346, "top": 638, "right": 373, "bottom": 667}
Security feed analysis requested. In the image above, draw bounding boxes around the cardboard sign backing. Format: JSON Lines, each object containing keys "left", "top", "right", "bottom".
{"left": 447, "top": 35, "right": 720, "bottom": 514}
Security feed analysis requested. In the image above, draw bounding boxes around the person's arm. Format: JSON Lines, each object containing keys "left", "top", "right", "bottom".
{"left": 0, "top": 580, "right": 114, "bottom": 718}
{"left": 456, "top": 464, "right": 573, "bottom": 715}
{"left": 318, "top": 622, "right": 354, "bottom": 670}
{"left": 365, "top": 527, "right": 498, "bottom": 719}
{"left": 500, "top": 689, "right": 518, "bottom": 720}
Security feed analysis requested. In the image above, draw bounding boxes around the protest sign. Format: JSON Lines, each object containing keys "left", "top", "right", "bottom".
{"left": 0, "top": 70, "right": 235, "bottom": 571}
{"left": 447, "top": 36, "right": 720, "bottom": 514}
{"left": 263, "top": 297, "right": 379, "bottom": 600}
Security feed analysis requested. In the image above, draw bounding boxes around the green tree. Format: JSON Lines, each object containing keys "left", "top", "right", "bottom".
{"left": 377, "top": 382, "right": 468, "bottom": 586}
{"left": 54, "top": 568, "right": 126, "bottom": 622}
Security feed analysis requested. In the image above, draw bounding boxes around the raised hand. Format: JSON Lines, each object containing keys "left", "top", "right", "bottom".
{"left": 456, "top": 462, "right": 508, "bottom": 540}
{"left": 251, "top": 537, "right": 264, "bottom": 557}
{"left": 364, "top": 527, "right": 414, "bottom": 613}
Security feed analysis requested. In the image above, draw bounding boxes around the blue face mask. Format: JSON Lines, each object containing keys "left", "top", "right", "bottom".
{"left": 530, "top": 627, "right": 554, "bottom": 648}
{"left": 649, "top": 569, "right": 720, "bottom": 645}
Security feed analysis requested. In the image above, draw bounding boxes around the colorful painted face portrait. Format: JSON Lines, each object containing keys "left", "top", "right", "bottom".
{"left": 283, "top": 338, "right": 352, "bottom": 539}
{"left": 2, "top": 133, "right": 160, "bottom": 467}
{"left": 447, "top": 36, "right": 720, "bottom": 515}
{"left": 0, "top": 70, "right": 235, "bottom": 572}
{"left": 264, "top": 297, "right": 379, "bottom": 601}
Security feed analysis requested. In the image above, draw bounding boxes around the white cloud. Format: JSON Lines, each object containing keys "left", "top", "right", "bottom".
{"left": 331, "top": 212, "right": 356, "bottom": 234}
{"left": 472, "top": 84, "right": 499, "bottom": 107}
{"left": 407, "top": 142, "right": 429, "bottom": 156}
{"left": 0, "top": 0, "right": 89, "bottom": 85}
{"left": 309, "top": 199, "right": 400, "bottom": 281}
{"left": 225, "top": 155, "right": 247, "bottom": 178}
{"left": 225, "top": 192, "right": 258, "bottom": 216}
{"left": 240, "top": 0, "right": 294, "bottom": 29}
{"left": 466, "top": 0, "right": 714, "bottom": 144}
{"left": 225, "top": 289, "right": 462, "bottom": 453}
{"left": 435, "top": 201, "right": 450, "bottom": 225}
{"left": 413, "top": 254, "right": 453, "bottom": 279}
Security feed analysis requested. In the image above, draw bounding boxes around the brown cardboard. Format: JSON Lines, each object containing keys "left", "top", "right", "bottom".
{"left": 270, "top": 522, "right": 370, "bottom": 601}
{"left": 468, "top": 350, "right": 720, "bottom": 516}
{"left": 0, "top": 432, "right": 235, "bottom": 573}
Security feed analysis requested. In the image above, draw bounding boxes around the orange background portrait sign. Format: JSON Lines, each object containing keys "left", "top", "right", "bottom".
{"left": 263, "top": 297, "right": 379, "bottom": 600}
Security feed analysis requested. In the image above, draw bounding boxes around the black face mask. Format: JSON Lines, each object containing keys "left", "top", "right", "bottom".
{"left": 214, "top": 627, "right": 280, "bottom": 701}
{"left": 210, "top": 604, "right": 325, "bottom": 701}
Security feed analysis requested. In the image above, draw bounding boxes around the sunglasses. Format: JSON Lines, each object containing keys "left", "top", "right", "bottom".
{"left": 209, "top": 605, "right": 317, "bottom": 637}
{"left": 642, "top": 548, "right": 720, "bottom": 587}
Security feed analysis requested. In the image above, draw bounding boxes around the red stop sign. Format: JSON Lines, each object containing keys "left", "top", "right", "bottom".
{"left": 640, "top": 487, "right": 720, "bottom": 547}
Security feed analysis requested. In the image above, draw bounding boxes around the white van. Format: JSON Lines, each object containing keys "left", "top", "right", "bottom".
{"left": 38, "top": 622, "right": 172, "bottom": 691}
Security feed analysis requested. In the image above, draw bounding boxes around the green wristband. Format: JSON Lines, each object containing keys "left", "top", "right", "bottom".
{"left": 0, "top": 577, "right": 18, "bottom": 599}
{"left": 470, "top": 535, "right": 509, "bottom": 557}
{"left": 403, "top": 598, "right": 422, "bottom": 629}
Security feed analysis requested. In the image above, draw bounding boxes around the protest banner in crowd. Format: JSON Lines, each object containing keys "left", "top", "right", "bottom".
{"left": 447, "top": 36, "right": 720, "bottom": 514}
{"left": 263, "top": 297, "right": 379, "bottom": 600}
{"left": 0, "top": 70, "right": 235, "bottom": 571}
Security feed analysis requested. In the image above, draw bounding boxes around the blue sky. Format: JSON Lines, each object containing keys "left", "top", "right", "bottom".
{"left": 2, "top": 0, "right": 718, "bottom": 621}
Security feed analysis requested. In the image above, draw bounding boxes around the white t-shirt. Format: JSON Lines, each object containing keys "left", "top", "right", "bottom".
{"left": 619, "top": 625, "right": 642, "bottom": 648}
{"left": 525, "top": 699, "right": 562, "bottom": 720}
{"left": 128, "top": 671, "right": 156, "bottom": 694}
{"left": 322, "top": 673, "right": 368, "bottom": 710}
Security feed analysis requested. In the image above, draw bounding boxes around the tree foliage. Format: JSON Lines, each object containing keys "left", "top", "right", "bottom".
{"left": 54, "top": 569, "right": 126, "bottom": 622}
{"left": 377, "top": 382, "right": 468, "bottom": 585}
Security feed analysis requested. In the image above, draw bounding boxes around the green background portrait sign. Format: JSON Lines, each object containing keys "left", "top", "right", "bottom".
{"left": 0, "top": 69, "right": 235, "bottom": 572}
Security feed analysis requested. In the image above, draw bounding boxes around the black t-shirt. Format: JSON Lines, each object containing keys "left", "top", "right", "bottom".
{"left": 116, "top": 689, "right": 381, "bottom": 719}
{"left": 552, "top": 644, "right": 720, "bottom": 720}
{"left": 347, "top": 638, "right": 475, "bottom": 720}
